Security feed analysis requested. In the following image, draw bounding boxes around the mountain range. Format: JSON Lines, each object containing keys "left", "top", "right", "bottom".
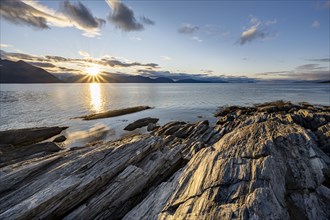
{"left": 0, "top": 59, "right": 229, "bottom": 84}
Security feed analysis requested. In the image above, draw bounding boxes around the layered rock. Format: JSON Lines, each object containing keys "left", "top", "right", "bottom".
{"left": 0, "top": 101, "right": 329, "bottom": 219}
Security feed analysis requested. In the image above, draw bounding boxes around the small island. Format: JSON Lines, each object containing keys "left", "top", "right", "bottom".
{"left": 0, "top": 101, "right": 329, "bottom": 219}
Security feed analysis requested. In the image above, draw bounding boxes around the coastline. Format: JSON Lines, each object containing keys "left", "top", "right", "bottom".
{"left": 0, "top": 101, "right": 329, "bottom": 219}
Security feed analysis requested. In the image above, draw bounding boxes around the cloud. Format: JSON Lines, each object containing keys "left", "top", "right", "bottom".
{"left": 257, "top": 63, "right": 330, "bottom": 81}
{"left": 28, "top": 62, "right": 56, "bottom": 68}
{"left": 140, "top": 16, "right": 155, "bottom": 25}
{"left": 161, "top": 56, "right": 172, "bottom": 61}
{"left": 106, "top": 0, "right": 152, "bottom": 31}
{"left": 307, "top": 58, "right": 330, "bottom": 62}
{"left": 0, "top": 0, "right": 51, "bottom": 29}
{"left": 0, "top": 0, "right": 104, "bottom": 37}
{"left": 101, "top": 58, "right": 158, "bottom": 68}
{"left": 0, "top": 44, "right": 13, "bottom": 48}
{"left": 79, "top": 51, "right": 90, "bottom": 57}
{"left": 191, "top": 36, "right": 203, "bottom": 42}
{"left": 129, "top": 36, "right": 142, "bottom": 41}
{"left": 264, "top": 19, "right": 277, "bottom": 26}
{"left": 239, "top": 26, "right": 266, "bottom": 45}
{"left": 61, "top": 0, "right": 105, "bottom": 36}
{"left": 311, "top": 20, "right": 320, "bottom": 28}
{"left": 295, "top": 63, "right": 327, "bottom": 71}
{"left": 178, "top": 23, "right": 199, "bottom": 34}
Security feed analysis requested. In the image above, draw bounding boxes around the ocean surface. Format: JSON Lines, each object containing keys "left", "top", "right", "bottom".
{"left": 1, "top": 83, "right": 329, "bottom": 147}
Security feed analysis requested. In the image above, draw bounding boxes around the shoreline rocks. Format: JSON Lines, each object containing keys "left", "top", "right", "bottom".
{"left": 0, "top": 101, "right": 329, "bottom": 219}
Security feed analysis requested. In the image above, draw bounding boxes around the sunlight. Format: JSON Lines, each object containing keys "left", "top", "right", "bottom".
{"left": 89, "top": 83, "right": 104, "bottom": 112}
{"left": 86, "top": 66, "right": 100, "bottom": 76}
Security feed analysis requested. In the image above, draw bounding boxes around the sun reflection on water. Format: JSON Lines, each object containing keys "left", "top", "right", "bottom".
{"left": 89, "top": 83, "right": 104, "bottom": 112}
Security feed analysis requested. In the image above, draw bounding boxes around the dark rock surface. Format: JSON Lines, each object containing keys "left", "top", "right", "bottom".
{"left": 0, "top": 101, "right": 329, "bottom": 219}
{"left": 77, "top": 106, "right": 152, "bottom": 120}
{"left": 0, "top": 126, "right": 68, "bottom": 146}
{"left": 53, "top": 135, "right": 67, "bottom": 143}
{"left": 124, "top": 117, "right": 159, "bottom": 131}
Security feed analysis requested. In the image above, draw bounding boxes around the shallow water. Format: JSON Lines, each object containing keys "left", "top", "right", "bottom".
{"left": 1, "top": 83, "right": 329, "bottom": 147}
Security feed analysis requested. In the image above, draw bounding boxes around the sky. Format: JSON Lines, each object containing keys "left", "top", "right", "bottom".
{"left": 0, "top": 0, "right": 329, "bottom": 82}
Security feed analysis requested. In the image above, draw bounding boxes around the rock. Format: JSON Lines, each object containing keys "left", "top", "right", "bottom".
{"left": 53, "top": 135, "right": 67, "bottom": 143}
{"left": 0, "top": 126, "right": 68, "bottom": 146}
{"left": 77, "top": 106, "right": 152, "bottom": 120}
{"left": 124, "top": 117, "right": 159, "bottom": 131}
{"left": 0, "top": 142, "right": 62, "bottom": 167}
{"left": 147, "top": 123, "right": 159, "bottom": 132}
{"left": 0, "top": 101, "right": 329, "bottom": 219}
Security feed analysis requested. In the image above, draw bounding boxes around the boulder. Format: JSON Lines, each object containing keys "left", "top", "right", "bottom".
{"left": 124, "top": 117, "right": 159, "bottom": 131}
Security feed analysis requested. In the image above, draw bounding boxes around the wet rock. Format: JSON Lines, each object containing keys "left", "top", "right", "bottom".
{"left": 53, "top": 135, "right": 67, "bottom": 143}
{"left": 77, "top": 106, "right": 152, "bottom": 120}
{"left": 0, "top": 126, "right": 68, "bottom": 146}
{"left": 124, "top": 117, "right": 159, "bottom": 131}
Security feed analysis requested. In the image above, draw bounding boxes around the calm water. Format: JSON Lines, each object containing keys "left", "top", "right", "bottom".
{"left": 1, "top": 83, "right": 329, "bottom": 146}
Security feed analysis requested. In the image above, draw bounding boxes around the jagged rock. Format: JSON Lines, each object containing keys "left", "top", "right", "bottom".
{"left": 0, "top": 126, "right": 68, "bottom": 146}
{"left": 0, "top": 101, "right": 329, "bottom": 219}
{"left": 124, "top": 117, "right": 159, "bottom": 131}
{"left": 53, "top": 135, "right": 67, "bottom": 143}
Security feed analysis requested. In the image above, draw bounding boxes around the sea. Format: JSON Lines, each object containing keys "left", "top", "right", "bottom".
{"left": 1, "top": 83, "right": 329, "bottom": 147}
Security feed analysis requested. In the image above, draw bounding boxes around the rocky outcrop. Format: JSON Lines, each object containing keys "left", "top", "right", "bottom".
{"left": 0, "top": 127, "right": 68, "bottom": 146}
{"left": 77, "top": 106, "right": 152, "bottom": 120}
{"left": 124, "top": 117, "right": 159, "bottom": 131}
{"left": 0, "top": 101, "right": 329, "bottom": 219}
{"left": 0, "top": 127, "right": 67, "bottom": 167}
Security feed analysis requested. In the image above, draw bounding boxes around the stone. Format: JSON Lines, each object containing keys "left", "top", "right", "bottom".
{"left": 53, "top": 135, "right": 67, "bottom": 143}
{"left": 124, "top": 117, "right": 159, "bottom": 131}
{"left": 0, "top": 126, "right": 68, "bottom": 146}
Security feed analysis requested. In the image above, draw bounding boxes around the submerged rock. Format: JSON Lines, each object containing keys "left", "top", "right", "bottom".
{"left": 0, "top": 101, "right": 329, "bottom": 219}
{"left": 124, "top": 117, "right": 159, "bottom": 131}
{"left": 77, "top": 106, "right": 152, "bottom": 120}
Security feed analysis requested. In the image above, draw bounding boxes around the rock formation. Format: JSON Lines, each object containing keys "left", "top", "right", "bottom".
{"left": 124, "top": 117, "right": 159, "bottom": 131}
{"left": 0, "top": 101, "right": 329, "bottom": 219}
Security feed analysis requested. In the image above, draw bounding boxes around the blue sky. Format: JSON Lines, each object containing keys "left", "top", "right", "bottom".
{"left": 0, "top": 0, "right": 329, "bottom": 81}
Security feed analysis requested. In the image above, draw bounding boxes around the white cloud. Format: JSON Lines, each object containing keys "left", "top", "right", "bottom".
{"left": 191, "top": 36, "right": 203, "bottom": 42}
{"left": 129, "top": 36, "right": 142, "bottom": 41}
{"left": 79, "top": 51, "right": 90, "bottom": 57}
{"left": 0, "top": 44, "right": 12, "bottom": 48}
{"left": 161, "top": 56, "right": 172, "bottom": 61}
{"left": 311, "top": 20, "right": 320, "bottom": 28}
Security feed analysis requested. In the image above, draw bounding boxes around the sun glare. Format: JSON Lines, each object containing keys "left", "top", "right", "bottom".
{"left": 86, "top": 66, "right": 100, "bottom": 76}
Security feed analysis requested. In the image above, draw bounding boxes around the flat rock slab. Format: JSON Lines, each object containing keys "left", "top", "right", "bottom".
{"left": 124, "top": 117, "right": 159, "bottom": 131}
{"left": 77, "top": 106, "right": 152, "bottom": 120}
{"left": 0, "top": 127, "right": 68, "bottom": 146}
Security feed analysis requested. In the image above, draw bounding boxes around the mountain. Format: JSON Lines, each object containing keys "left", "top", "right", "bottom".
{"left": 0, "top": 59, "right": 62, "bottom": 83}
{"left": 175, "top": 78, "right": 211, "bottom": 83}
{"left": 64, "top": 73, "right": 175, "bottom": 83}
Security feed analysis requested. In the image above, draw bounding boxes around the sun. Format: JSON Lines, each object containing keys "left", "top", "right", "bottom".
{"left": 86, "top": 66, "right": 100, "bottom": 76}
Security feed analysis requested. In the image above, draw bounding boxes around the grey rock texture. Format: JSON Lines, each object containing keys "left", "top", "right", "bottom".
{"left": 0, "top": 101, "right": 329, "bottom": 219}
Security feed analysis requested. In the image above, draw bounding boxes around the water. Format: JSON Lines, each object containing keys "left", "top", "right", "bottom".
{"left": 1, "top": 83, "right": 329, "bottom": 147}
